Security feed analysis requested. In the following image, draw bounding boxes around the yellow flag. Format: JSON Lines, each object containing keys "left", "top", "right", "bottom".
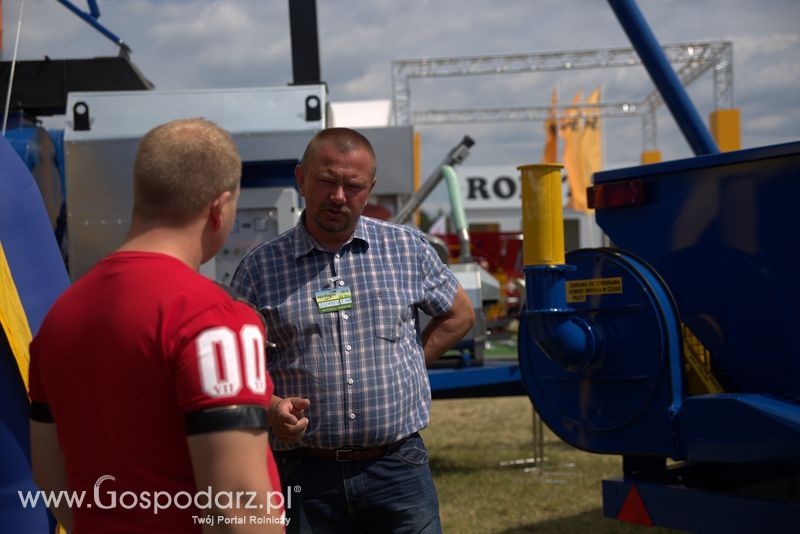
{"left": 579, "top": 86, "right": 603, "bottom": 204}
{"left": 560, "top": 91, "right": 585, "bottom": 211}
{"left": 541, "top": 88, "right": 558, "bottom": 164}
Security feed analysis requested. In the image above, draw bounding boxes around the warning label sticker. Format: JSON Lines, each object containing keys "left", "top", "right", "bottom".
{"left": 566, "top": 277, "right": 623, "bottom": 303}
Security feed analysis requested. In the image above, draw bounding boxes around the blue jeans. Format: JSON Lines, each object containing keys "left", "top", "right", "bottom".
{"left": 275, "top": 433, "right": 442, "bottom": 534}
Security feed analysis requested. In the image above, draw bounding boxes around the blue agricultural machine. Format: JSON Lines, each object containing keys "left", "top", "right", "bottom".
{"left": 518, "top": 1, "right": 800, "bottom": 531}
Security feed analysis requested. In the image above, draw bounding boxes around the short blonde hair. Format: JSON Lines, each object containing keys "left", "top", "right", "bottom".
{"left": 132, "top": 118, "right": 241, "bottom": 224}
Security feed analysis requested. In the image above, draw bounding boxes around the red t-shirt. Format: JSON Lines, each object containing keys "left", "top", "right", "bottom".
{"left": 29, "top": 252, "right": 282, "bottom": 533}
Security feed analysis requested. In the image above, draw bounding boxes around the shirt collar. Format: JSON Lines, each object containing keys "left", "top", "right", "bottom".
{"left": 291, "top": 211, "right": 370, "bottom": 259}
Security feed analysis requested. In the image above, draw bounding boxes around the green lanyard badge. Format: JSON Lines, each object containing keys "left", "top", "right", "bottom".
{"left": 314, "top": 286, "right": 353, "bottom": 313}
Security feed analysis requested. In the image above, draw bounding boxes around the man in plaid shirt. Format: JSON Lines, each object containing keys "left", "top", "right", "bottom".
{"left": 232, "top": 127, "right": 474, "bottom": 533}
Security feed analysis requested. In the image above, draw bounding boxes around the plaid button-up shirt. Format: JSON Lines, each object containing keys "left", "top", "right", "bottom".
{"left": 231, "top": 215, "right": 458, "bottom": 450}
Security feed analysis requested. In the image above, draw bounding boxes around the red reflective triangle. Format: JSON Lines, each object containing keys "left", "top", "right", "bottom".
{"left": 617, "top": 484, "right": 654, "bottom": 526}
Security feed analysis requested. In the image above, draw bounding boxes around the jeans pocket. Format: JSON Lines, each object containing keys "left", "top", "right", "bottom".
{"left": 390, "top": 438, "right": 430, "bottom": 467}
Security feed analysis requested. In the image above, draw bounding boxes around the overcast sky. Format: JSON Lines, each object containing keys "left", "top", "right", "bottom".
{"left": 3, "top": 0, "right": 799, "bottom": 177}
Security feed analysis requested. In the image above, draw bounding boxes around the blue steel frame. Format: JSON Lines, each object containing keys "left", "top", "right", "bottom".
{"left": 607, "top": 0, "right": 718, "bottom": 155}
{"left": 428, "top": 360, "right": 524, "bottom": 399}
{"left": 603, "top": 471, "right": 800, "bottom": 533}
{"left": 54, "top": 0, "right": 128, "bottom": 51}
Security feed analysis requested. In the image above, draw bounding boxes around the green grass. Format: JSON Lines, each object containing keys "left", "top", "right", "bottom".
{"left": 423, "top": 396, "right": 674, "bottom": 533}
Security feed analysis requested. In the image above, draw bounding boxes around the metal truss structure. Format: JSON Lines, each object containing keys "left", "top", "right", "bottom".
{"left": 391, "top": 41, "right": 733, "bottom": 152}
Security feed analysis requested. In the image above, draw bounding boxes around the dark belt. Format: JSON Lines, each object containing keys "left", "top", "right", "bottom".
{"left": 301, "top": 434, "right": 414, "bottom": 462}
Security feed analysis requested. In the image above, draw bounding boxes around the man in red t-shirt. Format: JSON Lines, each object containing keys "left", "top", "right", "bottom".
{"left": 29, "top": 119, "right": 285, "bottom": 533}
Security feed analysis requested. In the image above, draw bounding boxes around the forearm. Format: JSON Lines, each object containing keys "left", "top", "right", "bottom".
{"left": 40, "top": 489, "right": 73, "bottom": 532}
{"left": 267, "top": 395, "right": 284, "bottom": 429}
{"left": 422, "top": 285, "right": 475, "bottom": 365}
{"left": 269, "top": 395, "right": 282, "bottom": 412}
{"left": 31, "top": 466, "right": 72, "bottom": 526}
{"left": 189, "top": 430, "right": 282, "bottom": 534}
{"left": 30, "top": 422, "right": 73, "bottom": 531}
{"left": 422, "top": 316, "right": 471, "bottom": 364}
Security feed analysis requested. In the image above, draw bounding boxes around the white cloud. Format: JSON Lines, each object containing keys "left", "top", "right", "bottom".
{"left": 730, "top": 32, "right": 799, "bottom": 62}
{"left": 2, "top": 0, "right": 797, "bottom": 170}
{"left": 339, "top": 68, "right": 388, "bottom": 99}
{"left": 150, "top": 2, "right": 251, "bottom": 44}
{"left": 747, "top": 113, "right": 791, "bottom": 133}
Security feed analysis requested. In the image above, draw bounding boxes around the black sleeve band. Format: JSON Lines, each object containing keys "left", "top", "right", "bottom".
{"left": 185, "top": 405, "right": 268, "bottom": 435}
{"left": 30, "top": 401, "right": 54, "bottom": 423}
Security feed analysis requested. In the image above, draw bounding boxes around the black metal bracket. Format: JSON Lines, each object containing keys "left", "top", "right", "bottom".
{"left": 72, "top": 102, "right": 90, "bottom": 131}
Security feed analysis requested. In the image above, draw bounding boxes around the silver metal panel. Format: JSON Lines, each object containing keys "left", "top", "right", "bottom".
{"left": 65, "top": 139, "right": 138, "bottom": 279}
{"left": 234, "top": 130, "right": 314, "bottom": 163}
{"left": 450, "top": 262, "right": 487, "bottom": 362}
{"left": 210, "top": 187, "right": 299, "bottom": 285}
{"left": 355, "top": 126, "right": 414, "bottom": 196}
{"left": 64, "top": 87, "right": 325, "bottom": 280}
{"left": 64, "top": 86, "right": 326, "bottom": 141}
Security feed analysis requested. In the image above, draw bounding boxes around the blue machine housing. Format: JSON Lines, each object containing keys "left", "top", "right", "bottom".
{"left": 520, "top": 141, "right": 800, "bottom": 464}
{"left": 519, "top": 248, "right": 683, "bottom": 458}
{"left": 595, "top": 141, "right": 800, "bottom": 401}
{"left": 519, "top": 141, "right": 800, "bottom": 531}
{"left": 597, "top": 141, "right": 800, "bottom": 463}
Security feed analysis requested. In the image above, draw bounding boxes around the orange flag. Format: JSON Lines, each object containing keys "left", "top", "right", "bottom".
{"left": 579, "top": 86, "right": 603, "bottom": 205}
{"left": 560, "top": 91, "right": 585, "bottom": 211}
{"left": 541, "top": 88, "right": 558, "bottom": 163}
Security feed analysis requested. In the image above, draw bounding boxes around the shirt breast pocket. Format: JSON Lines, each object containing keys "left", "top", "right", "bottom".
{"left": 373, "top": 287, "right": 411, "bottom": 342}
